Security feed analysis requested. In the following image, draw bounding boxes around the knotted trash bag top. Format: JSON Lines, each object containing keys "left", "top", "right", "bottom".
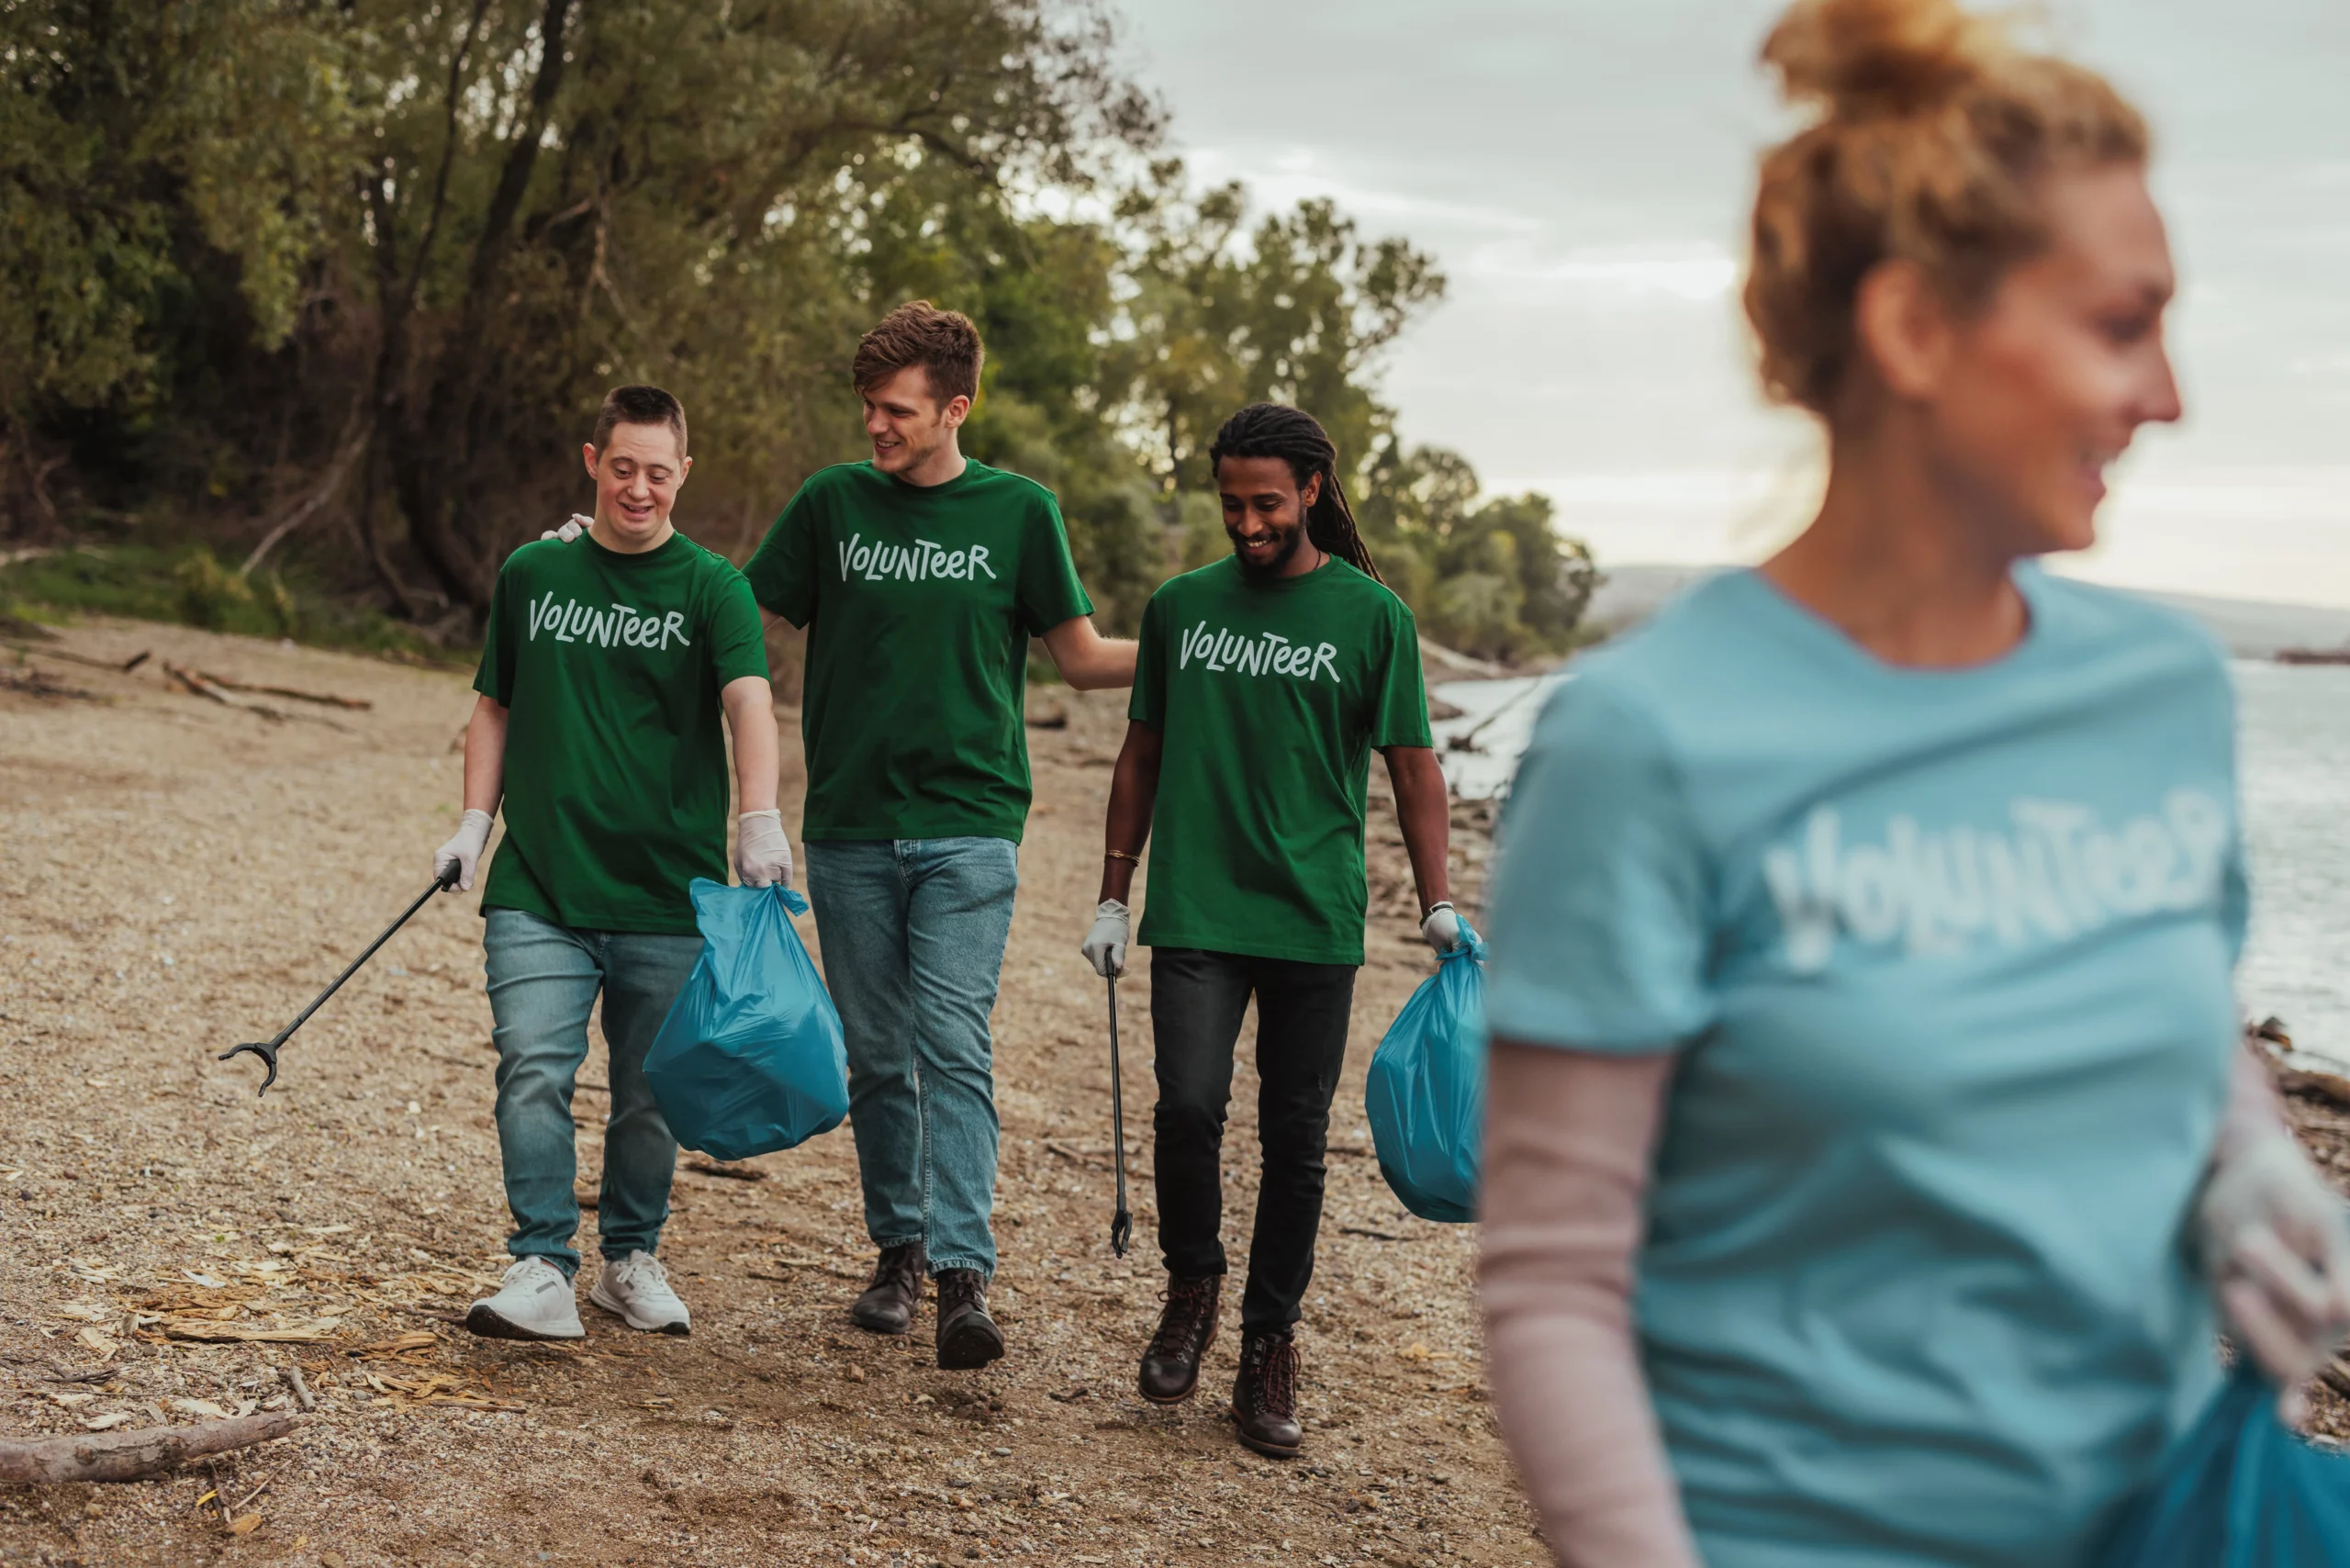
{"left": 2095, "top": 1364, "right": 2350, "bottom": 1567}
{"left": 643, "top": 880, "right": 847, "bottom": 1163}
{"left": 1365, "top": 918, "right": 1486, "bottom": 1224}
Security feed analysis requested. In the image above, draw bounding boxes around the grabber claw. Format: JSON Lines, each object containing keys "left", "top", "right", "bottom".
{"left": 219, "top": 862, "right": 463, "bottom": 1097}
{"left": 1106, "top": 975, "right": 1134, "bottom": 1257}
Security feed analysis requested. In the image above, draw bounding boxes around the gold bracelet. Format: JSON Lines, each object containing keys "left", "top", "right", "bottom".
{"left": 1103, "top": 849, "right": 1142, "bottom": 864}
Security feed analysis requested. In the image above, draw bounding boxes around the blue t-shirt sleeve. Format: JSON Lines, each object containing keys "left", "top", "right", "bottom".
{"left": 1484, "top": 675, "right": 1714, "bottom": 1052}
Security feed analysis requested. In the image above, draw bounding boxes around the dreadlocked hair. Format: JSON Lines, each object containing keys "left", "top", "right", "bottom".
{"left": 1207, "top": 403, "right": 1383, "bottom": 584}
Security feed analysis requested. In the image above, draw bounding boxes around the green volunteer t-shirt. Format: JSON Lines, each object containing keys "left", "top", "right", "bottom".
{"left": 742, "top": 460, "right": 1092, "bottom": 843}
{"left": 473, "top": 530, "right": 769, "bottom": 935}
{"left": 1131, "top": 554, "right": 1433, "bottom": 966}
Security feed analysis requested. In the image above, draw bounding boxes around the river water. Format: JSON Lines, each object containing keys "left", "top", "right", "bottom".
{"left": 1432, "top": 660, "right": 2350, "bottom": 1068}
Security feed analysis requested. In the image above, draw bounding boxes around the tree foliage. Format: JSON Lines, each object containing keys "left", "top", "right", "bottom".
{"left": 0, "top": 0, "right": 1595, "bottom": 660}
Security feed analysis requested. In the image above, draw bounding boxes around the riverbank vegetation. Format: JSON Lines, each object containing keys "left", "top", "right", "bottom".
{"left": 0, "top": 0, "right": 1595, "bottom": 664}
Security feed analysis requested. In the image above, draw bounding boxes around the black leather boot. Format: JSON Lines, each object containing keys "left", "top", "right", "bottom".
{"left": 1230, "top": 1328, "right": 1303, "bottom": 1458}
{"left": 849, "top": 1242, "right": 925, "bottom": 1335}
{"left": 934, "top": 1268, "right": 1006, "bottom": 1370}
{"left": 1138, "top": 1273, "right": 1222, "bottom": 1405}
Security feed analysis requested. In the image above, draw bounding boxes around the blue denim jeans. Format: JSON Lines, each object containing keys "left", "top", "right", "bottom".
{"left": 803, "top": 837, "right": 1019, "bottom": 1278}
{"left": 481, "top": 908, "right": 704, "bottom": 1277}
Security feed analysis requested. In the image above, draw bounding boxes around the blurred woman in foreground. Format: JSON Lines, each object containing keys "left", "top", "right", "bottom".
{"left": 1477, "top": 1, "right": 2350, "bottom": 1563}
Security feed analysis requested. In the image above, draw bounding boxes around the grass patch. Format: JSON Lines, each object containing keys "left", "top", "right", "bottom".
{"left": 0, "top": 543, "right": 464, "bottom": 662}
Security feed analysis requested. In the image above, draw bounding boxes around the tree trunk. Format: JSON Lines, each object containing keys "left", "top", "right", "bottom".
{"left": 386, "top": 0, "right": 579, "bottom": 620}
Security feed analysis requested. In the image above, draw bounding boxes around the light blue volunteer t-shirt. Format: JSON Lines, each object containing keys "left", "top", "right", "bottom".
{"left": 1484, "top": 566, "right": 2244, "bottom": 1568}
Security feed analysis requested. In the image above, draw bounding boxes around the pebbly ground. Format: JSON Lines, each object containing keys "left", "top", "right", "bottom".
{"left": 0, "top": 619, "right": 1528, "bottom": 1568}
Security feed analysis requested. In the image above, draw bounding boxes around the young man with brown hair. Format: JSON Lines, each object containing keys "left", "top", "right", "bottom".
{"left": 742, "top": 301, "right": 1136, "bottom": 1368}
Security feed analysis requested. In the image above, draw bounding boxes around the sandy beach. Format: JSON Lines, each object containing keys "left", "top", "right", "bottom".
{"left": 0, "top": 619, "right": 1523, "bottom": 1567}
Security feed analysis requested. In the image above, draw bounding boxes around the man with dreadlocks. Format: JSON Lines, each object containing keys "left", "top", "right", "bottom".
{"left": 1081, "top": 402, "right": 1460, "bottom": 1458}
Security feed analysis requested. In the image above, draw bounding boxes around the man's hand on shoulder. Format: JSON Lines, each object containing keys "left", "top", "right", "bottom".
{"left": 541, "top": 514, "right": 589, "bottom": 543}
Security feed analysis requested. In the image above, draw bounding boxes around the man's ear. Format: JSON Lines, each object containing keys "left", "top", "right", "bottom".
{"left": 1852, "top": 258, "right": 1956, "bottom": 402}
{"left": 582, "top": 442, "right": 601, "bottom": 484}
{"left": 942, "top": 394, "right": 973, "bottom": 431}
{"left": 675, "top": 454, "right": 693, "bottom": 490}
{"left": 1299, "top": 471, "right": 1323, "bottom": 510}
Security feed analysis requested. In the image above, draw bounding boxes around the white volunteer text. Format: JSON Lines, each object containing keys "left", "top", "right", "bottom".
{"left": 1762, "top": 789, "right": 2230, "bottom": 974}
{"left": 1178, "top": 621, "right": 1340, "bottom": 684}
{"left": 526, "top": 590, "right": 690, "bottom": 650}
{"left": 836, "top": 532, "right": 996, "bottom": 584}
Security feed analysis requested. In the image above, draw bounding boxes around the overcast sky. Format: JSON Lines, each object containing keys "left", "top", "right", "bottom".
{"left": 1121, "top": 0, "right": 2350, "bottom": 606}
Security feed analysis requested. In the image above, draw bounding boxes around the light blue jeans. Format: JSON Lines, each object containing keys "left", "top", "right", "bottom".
{"left": 481, "top": 908, "right": 703, "bottom": 1277}
{"left": 803, "top": 837, "right": 1019, "bottom": 1278}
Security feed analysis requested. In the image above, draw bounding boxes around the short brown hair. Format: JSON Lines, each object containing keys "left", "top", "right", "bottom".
{"left": 1744, "top": 0, "right": 2149, "bottom": 416}
{"left": 592, "top": 385, "right": 688, "bottom": 455}
{"left": 852, "top": 301, "right": 983, "bottom": 407}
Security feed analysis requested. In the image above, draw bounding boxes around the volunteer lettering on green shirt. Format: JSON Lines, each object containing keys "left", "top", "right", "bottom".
{"left": 474, "top": 532, "right": 769, "bottom": 935}
{"left": 742, "top": 460, "right": 1092, "bottom": 843}
{"left": 1130, "top": 554, "right": 1433, "bottom": 966}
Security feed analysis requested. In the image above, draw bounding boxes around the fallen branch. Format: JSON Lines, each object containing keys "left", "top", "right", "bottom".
{"left": 747, "top": 1260, "right": 861, "bottom": 1282}
{"left": 160, "top": 661, "right": 347, "bottom": 730}
{"left": 277, "top": 1365, "right": 314, "bottom": 1413}
{"left": 181, "top": 667, "right": 373, "bottom": 711}
{"left": 0, "top": 1413, "right": 304, "bottom": 1484}
{"left": 4, "top": 640, "right": 149, "bottom": 674}
{"left": 0, "top": 665, "right": 104, "bottom": 702}
{"left": 155, "top": 1320, "right": 336, "bottom": 1344}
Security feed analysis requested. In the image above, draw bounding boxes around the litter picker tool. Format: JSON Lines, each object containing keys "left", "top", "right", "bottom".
{"left": 1105, "top": 975, "right": 1133, "bottom": 1257}
{"left": 219, "top": 863, "right": 462, "bottom": 1096}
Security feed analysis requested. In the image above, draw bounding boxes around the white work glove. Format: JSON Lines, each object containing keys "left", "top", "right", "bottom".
{"left": 1081, "top": 899, "right": 1131, "bottom": 979}
{"left": 541, "top": 513, "right": 589, "bottom": 543}
{"left": 736, "top": 810, "right": 793, "bottom": 890}
{"left": 1421, "top": 901, "right": 1466, "bottom": 955}
{"left": 2199, "top": 1130, "right": 2350, "bottom": 1421}
{"left": 434, "top": 809, "right": 495, "bottom": 892}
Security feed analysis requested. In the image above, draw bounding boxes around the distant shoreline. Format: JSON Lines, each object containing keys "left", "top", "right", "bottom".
{"left": 1586, "top": 563, "right": 2350, "bottom": 661}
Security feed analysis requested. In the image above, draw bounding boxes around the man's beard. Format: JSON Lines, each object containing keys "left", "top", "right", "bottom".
{"left": 1228, "top": 520, "right": 1307, "bottom": 580}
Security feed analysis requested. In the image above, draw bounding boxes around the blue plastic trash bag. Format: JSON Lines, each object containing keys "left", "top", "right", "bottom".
{"left": 643, "top": 879, "right": 847, "bottom": 1163}
{"left": 1364, "top": 919, "right": 1486, "bottom": 1223}
{"left": 2095, "top": 1364, "right": 2350, "bottom": 1567}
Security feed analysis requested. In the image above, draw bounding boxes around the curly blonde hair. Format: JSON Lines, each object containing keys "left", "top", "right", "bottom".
{"left": 1744, "top": 0, "right": 2149, "bottom": 416}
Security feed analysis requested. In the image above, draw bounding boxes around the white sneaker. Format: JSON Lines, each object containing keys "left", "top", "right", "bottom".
{"left": 464, "top": 1257, "right": 584, "bottom": 1340}
{"left": 588, "top": 1250, "right": 691, "bottom": 1336}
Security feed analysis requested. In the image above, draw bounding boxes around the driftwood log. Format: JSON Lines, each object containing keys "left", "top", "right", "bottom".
{"left": 0, "top": 1413, "right": 304, "bottom": 1484}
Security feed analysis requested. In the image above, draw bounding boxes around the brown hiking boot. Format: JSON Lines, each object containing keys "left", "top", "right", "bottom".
{"left": 1231, "top": 1328, "right": 1303, "bottom": 1458}
{"left": 1138, "top": 1273, "right": 1222, "bottom": 1405}
{"left": 934, "top": 1268, "right": 1005, "bottom": 1371}
{"left": 849, "top": 1242, "right": 925, "bottom": 1336}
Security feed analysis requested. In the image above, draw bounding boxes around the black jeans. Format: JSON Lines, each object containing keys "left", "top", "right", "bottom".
{"left": 1149, "top": 946, "right": 1358, "bottom": 1333}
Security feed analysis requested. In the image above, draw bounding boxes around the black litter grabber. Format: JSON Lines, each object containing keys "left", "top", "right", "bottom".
{"left": 1105, "top": 974, "right": 1133, "bottom": 1257}
{"left": 219, "top": 862, "right": 462, "bottom": 1096}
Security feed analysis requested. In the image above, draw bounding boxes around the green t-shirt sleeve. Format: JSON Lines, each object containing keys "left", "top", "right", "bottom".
{"left": 1130, "top": 589, "right": 1169, "bottom": 730}
{"left": 1015, "top": 490, "right": 1093, "bottom": 635}
{"left": 474, "top": 557, "right": 520, "bottom": 706}
{"left": 743, "top": 476, "right": 821, "bottom": 627}
{"left": 704, "top": 566, "right": 770, "bottom": 686}
{"left": 1371, "top": 599, "right": 1434, "bottom": 748}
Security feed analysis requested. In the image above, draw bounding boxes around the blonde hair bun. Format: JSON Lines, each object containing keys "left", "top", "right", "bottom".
{"left": 1762, "top": 0, "right": 2007, "bottom": 118}
{"left": 1745, "top": 0, "right": 2149, "bottom": 414}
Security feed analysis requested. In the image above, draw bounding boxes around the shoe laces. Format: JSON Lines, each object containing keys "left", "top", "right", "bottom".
{"left": 1148, "top": 1275, "right": 1218, "bottom": 1361}
{"left": 1243, "top": 1333, "right": 1299, "bottom": 1418}
{"left": 870, "top": 1244, "right": 924, "bottom": 1294}
{"left": 609, "top": 1252, "right": 671, "bottom": 1293}
{"left": 937, "top": 1269, "right": 986, "bottom": 1315}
